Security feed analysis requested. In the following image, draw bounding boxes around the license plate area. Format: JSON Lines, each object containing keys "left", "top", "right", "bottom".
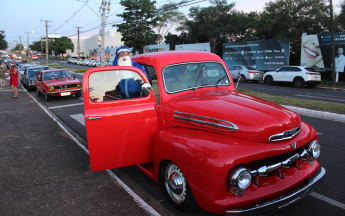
{"left": 61, "top": 92, "right": 71, "bottom": 96}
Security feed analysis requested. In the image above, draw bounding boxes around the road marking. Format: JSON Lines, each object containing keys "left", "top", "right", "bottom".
{"left": 311, "top": 192, "right": 345, "bottom": 210}
{"left": 317, "top": 132, "right": 323, "bottom": 135}
{"left": 70, "top": 114, "right": 85, "bottom": 126}
{"left": 49, "top": 103, "right": 84, "bottom": 109}
{"left": 22, "top": 85, "right": 161, "bottom": 216}
{"left": 295, "top": 94, "right": 345, "bottom": 102}
{"left": 254, "top": 87, "right": 287, "bottom": 92}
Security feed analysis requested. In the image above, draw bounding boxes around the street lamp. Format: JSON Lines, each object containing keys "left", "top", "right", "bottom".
{"left": 24, "top": 31, "right": 34, "bottom": 56}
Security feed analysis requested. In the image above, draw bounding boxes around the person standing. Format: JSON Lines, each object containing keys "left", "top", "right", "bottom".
{"left": 0, "top": 61, "right": 6, "bottom": 86}
{"left": 8, "top": 63, "right": 19, "bottom": 98}
{"left": 335, "top": 47, "right": 345, "bottom": 82}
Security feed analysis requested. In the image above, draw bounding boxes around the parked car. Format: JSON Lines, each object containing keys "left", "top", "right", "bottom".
{"left": 83, "top": 59, "right": 90, "bottom": 66}
{"left": 228, "top": 65, "right": 263, "bottom": 83}
{"left": 32, "top": 55, "right": 38, "bottom": 60}
{"left": 72, "top": 59, "right": 78, "bottom": 64}
{"left": 35, "top": 69, "right": 82, "bottom": 101}
{"left": 83, "top": 51, "right": 325, "bottom": 215}
{"left": 18, "top": 64, "right": 32, "bottom": 75}
{"left": 22, "top": 66, "right": 51, "bottom": 91}
{"left": 88, "top": 60, "right": 97, "bottom": 67}
{"left": 67, "top": 58, "right": 74, "bottom": 64}
{"left": 263, "top": 66, "right": 321, "bottom": 88}
{"left": 105, "top": 60, "right": 112, "bottom": 66}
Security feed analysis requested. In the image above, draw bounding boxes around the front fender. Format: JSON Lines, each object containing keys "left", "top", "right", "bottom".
{"left": 154, "top": 127, "right": 267, "bottom": 214}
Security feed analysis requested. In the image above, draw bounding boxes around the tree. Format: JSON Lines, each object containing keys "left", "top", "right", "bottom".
{"left": 49, "top": 37, "right": 74, "bottom": 55}
{"left": 254, "top": 0, "right": 330, "bottom": 65}
{"left": 335, "top": 1, "right": 345, "bottom": 32}
{"left": 155, "top": 2, "right": 186, "bottom": 43}
{"left": 0, "top": 31, "right": 8, "bottom": 50}
{"left": 115, "top": 0, "right": 159, "bottom": 54}
{"left": 179, "top": 0, "right": 255, "bottom": 55}
{"left": 29, "top": 41, "right": 45, "bottom": 53}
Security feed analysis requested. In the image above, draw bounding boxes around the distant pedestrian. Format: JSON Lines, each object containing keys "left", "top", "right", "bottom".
{"left": 0, "top": 61, "right": 6, "bottom": 86}
{"left": 7, "top": 63, "right": 19, "bottom": 98}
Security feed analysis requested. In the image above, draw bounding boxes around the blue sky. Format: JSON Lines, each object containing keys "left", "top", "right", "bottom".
{"left": 1, "top": 0, "right": 342, "bottom": 49}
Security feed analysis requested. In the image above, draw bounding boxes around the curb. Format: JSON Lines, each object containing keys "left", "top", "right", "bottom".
{"left": 282, "top": 105, "right": 345, "bottom": 123}
{"left": 316, "top": 86, "right": 345, "bottom": 91}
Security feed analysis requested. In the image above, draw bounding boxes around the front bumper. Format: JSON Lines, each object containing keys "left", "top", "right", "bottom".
{"left": 226, "top": 167, "right": 325, "bottom": 216}
{"left": 47, "top": 89, "right": 81, "bottom": 95}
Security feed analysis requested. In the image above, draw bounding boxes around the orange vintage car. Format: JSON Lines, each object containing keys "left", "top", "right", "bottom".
{"left": 35, "top": 69, "right": 81, "bottom": 101}
{"left": 83, "top": 51, "right": 324, "bottom": 215}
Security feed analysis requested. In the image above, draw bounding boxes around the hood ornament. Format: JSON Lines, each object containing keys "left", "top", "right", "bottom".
{"left": 290, "top": 142, "right": 297, "bottom": 150}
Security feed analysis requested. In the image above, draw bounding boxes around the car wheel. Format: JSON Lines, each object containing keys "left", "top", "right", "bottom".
{"left": 294, "top": 78, "right": 304, "bottom": 88}
{"left": 308, "top": 83, "right": 316, "bottom": 88}
{"left": 75, "top": 91, "right": 81, "bottom": 98}
{"left": 26, "top": 85, "right": 31, "bottom": 92}
{"left": 264, "top": 76, "right": 273, "bottom": 85}
{"left": 239, "top": 75, "right": 246, "bottom": 83}
{"left": 45, "top": 91, "right": 51, "bottom": 102}
{"left": 36, "top": 89, "right": 41, "bottom": 96}
{"left": 163, "top": 162, "right": 197, "bottom": 211}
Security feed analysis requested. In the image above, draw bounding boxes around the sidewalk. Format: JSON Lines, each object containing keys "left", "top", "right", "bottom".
{"left": 0, "top": 86, "right": 150, "bottom": 216}
{"left": 316, "top": 84, "right": 345, "bottom": 91}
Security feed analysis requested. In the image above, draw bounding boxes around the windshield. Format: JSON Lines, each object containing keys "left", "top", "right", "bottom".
{"left": 28, "top": 67, "right": 50, "bottom": 78}
{"left": 162, "top": 62, "right": 230, "bottom": 93}
{"left": 43, "top": 70, "right": 72, "bottom": 81}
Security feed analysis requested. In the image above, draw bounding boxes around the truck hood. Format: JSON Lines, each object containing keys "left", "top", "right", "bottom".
{"left": 163, "top": 90, "right": 301, "bottom": 143}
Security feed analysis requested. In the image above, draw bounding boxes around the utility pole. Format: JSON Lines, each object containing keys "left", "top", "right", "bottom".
{"left": 330, "top": 0, "right": 336, "bottom": 87}
{"left": 41, "top": 19, "right": 52, "bottom": 65}
{"left": 100, "top": 1, "right": 111, "bottom": 67}
{"left": 41, "top": 37, "right": 43, "bottom": 56}
{"left": 74, "top": 27, "right": 83, "bottom": 59}
{"left": 18, "top": 36, "right": 22, "bottom": 52}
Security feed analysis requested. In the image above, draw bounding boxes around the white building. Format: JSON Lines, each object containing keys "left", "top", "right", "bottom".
{"left": 68, "top": 29, "right": 124, "bottom": 58}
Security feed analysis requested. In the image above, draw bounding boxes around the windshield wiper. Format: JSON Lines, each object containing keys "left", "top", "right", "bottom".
{"left": 215, "top": 75, "right": 228, "bottom": 88}
{"left": 192, "top": 83, "right": 209, "bottom": 91}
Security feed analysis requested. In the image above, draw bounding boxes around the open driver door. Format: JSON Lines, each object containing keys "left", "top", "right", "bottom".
{"left": 83, "top": 66, "right": 158, "bottom": 171}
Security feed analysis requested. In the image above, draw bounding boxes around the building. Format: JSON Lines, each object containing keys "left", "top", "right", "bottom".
{"left": 67, "top": 29, "right": 124, "bottom": 58}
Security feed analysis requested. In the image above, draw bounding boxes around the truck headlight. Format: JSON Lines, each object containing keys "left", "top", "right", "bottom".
{"left": 230, "top": 167, "right": 252, "bottom": 190}
{"left": 30, "top": 80, "right": 34, "bottom": 84}
{"left": 308, "top": 140, "right": 320, "bottom": 159}
{"left": 77, "top": 83, "right": 81, "bottom": 88}
{"left": 49, "top": 86, "right": 54, "bottom": 91}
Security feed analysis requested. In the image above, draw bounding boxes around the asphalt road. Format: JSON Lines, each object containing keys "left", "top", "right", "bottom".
{"left": 21, "top": 70, "right": 345, "bottom": 216}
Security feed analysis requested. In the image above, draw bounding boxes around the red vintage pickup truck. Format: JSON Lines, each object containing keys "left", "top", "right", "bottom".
{"left": 83, "top": 51, "right": 324, "bottom": 215}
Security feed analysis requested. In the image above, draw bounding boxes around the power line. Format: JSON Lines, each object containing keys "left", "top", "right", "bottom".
{"left": 51, "top": 0, "right": 91, "bottom": 34}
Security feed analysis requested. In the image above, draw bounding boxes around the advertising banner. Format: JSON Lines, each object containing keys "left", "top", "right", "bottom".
{"left": 175, "top": 42, "right": 211, "bottom": 52}
{"left": 143, "top": 44, "right": 170, "bottom": 53}
{"left": 301, "top": 33, "right": 345, "bottom": 72}
{"left": 223, "top": 39, "right": 290, "bottom": 71}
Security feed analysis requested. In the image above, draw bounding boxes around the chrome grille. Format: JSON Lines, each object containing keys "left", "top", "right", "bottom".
{"left": 53, "top": 84, "right": 79, "bottom": 90}
{"left": 268, "top": 127, "right": 301, "bottom": 142}
{"left": 173, "top": 111, "right": 238, "bottom": 132}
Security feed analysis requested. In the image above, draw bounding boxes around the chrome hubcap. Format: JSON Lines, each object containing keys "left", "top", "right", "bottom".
{"left": 165, "top": 163, "right": 187, "bottom": 204}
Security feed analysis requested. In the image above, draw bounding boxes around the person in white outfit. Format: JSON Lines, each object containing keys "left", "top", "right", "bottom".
{"left": 335, "top": 47, "right": 345, "bottom": 82}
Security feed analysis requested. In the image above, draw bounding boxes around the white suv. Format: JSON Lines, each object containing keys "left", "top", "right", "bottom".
{"left": 263, "top": 66, "right": 321, "bottom": 88}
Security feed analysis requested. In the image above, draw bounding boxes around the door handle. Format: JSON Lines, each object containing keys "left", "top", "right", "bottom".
{"left": 88, "top": 117, "right": 102, "bottom": 120}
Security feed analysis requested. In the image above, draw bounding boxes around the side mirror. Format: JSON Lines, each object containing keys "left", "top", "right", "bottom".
{"left": 141, "top": 83, "right": 152, "bottom": 94}
{"left": 141, "top": 83, "right": 155, "bottom": 98}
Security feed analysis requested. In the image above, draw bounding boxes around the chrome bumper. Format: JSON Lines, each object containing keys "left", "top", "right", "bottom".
{"left": 226, "top": 167, "right": 325, "bottom": 216}
{"left": 48, "top": 89, "right": 81, "bottom": 95}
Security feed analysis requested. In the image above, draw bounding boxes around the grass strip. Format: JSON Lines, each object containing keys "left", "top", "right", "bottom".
{"left": 237, "top": 88, "right": 345, "bottom": 115}
{"left": 321, "top": 80, "right": 345, "bottom": 87}
{"left": 74, "top": 69, "right": 88, "bottom": 73}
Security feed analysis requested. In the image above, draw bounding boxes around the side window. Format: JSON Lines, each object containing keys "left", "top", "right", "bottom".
{"left": 235, "top": 66, "right": 242, "bottom": 70}
{"left": 144, "top": 65, "right": 159, "bottom": 104}
{"left": 291, "top": 67, "right": 302, "bottom": 72}
{"left": 89, "top": 70, "right": 148, "bottom": 103}
{"left": 228, "top": 66, "right": 235, "bottom": 70}
{"left": 37, "top": 73, "right": 41, "bottom": 81}
{"left": 280, "top": 67, "right": 289, "bottom": 72}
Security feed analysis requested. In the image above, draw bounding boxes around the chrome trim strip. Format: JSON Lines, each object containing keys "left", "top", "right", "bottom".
{"left": 174, "top": 111, "right": 238, "bottom": 131}
{"left": 88, "top": 117, "right": 102, "bottom": 120}
{"left": 226, "top": 167, "right": 326, "bottom": 216}
{"left": 268, "top": 127, "right": 301, "bottom": 142}
{"left": 48, "top": 89, "right": 81, "bottom": 94}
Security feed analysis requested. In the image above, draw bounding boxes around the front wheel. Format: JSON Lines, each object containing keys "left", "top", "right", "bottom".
{"left": 75, "top": 91, "right": 81, "bottom": 98}
{"left": 36, "top": 89, "right": 41, "bottom": 96}
{"left": 45, "top": 91, "right": 51, "bottom": 102}
{"left": 264, "top": 76, "right": 273, "bottom": 85}
{"left": 294, "top": 78, "right": 304, "bottom": 88}
{"left": 163, "top": 162, "right": 197, "bottom": 211}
